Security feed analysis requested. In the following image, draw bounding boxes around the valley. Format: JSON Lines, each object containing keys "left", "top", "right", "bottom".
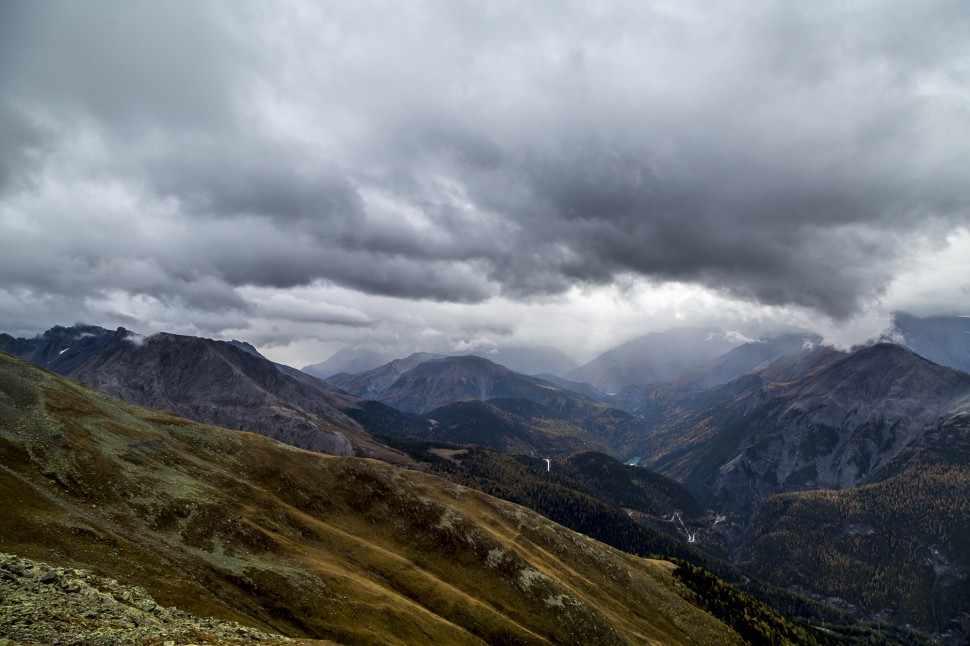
{"left": 3, "top": 315, "right": 970, "bottom": 643}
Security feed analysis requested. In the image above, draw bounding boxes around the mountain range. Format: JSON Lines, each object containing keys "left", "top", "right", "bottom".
{"left": 565, "top": 327, "right": 744, "bottom": 393}
{"left": 0, "top": 348, "right": 776, "bottom": 645}
{"left": 6, "top": 317, "right": 970, "bottom": 640}
{"left": 328, "top": 354, "right": 651, "bottom": 457}
{"left": 304, "top": 345, "right": 577, "bottom": 380}
{"left": 633, "top": 341, "right": 970, "bottom": 630}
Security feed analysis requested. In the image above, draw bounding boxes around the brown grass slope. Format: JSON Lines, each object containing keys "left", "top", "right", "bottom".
{"left": 0, "top": 351, "right": 744, "bottom": 645}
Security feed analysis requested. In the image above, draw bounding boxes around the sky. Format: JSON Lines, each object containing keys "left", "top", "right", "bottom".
{"left": 1, "top": 0, "right": 969, "bottom": 367}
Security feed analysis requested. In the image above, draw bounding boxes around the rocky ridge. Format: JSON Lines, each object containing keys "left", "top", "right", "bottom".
{"left": 0, "top": 553, "right": 297, "bottom": 645}
{"left": 0, "top": 325, "right": 407, "bottom": 463}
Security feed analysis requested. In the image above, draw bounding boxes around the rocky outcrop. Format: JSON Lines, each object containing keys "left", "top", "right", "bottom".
{"left": 0, "top": 553, "right": 291, "bottom": 645}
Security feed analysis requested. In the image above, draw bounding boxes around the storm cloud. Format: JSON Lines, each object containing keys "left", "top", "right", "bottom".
{"left": 1, "top": 0, "right": 969, "bottom": 358}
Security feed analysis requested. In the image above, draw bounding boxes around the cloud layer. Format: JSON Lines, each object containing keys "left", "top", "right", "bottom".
{"left": 1, "top": 0, "right": 969, "bottom": 361}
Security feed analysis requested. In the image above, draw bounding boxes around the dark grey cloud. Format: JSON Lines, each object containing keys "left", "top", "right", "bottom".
{"left": 0, "top": 103, "right": 53, "bottom": 193}
{"left": 1, "top": 0, "right": 969, "bottom": 343}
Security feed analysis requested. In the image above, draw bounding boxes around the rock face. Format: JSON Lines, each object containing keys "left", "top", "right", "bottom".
{"left": 742, "top": 410, "right": 970, "bottom": 630}
{"left": 0, "top": 553, "right": 293, "bottom": 645}
{"left": 0, "top": 325, "right": 404, "bottom": 462}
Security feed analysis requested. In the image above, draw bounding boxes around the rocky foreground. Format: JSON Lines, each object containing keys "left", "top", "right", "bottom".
{"left": 0, "top": 553, "right": 297, "bottom": 645}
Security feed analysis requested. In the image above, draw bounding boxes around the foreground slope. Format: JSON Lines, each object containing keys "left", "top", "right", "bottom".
{"left": 0, "top": 325, "right": 404, "bottom": 462}
{"left": 0, "top": 350, "right": 744, "bottom": 645}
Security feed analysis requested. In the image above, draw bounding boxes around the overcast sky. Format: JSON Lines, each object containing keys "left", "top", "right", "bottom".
{"left": 1, "top": 0, "right": 969, "bottom": 366}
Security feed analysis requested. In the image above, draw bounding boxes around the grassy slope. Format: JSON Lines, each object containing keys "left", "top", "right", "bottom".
{"left": 0, "top": 351, "right": 744, "bottom": 645}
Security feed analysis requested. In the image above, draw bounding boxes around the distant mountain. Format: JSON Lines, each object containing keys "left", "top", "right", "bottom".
{"left": 306, "top": 345, "right": 578, "bottom": 381}
{"left": 568, "top": 327, "right": 743, "bottom": 393}
{"left": 612, "top": 334, "right": 819, "bottom": 418}
{"left": 375, "top": 355, "right": 572, "bottom": 413}
{"left": 334, "top": 354, "right": 653, "bottom": 457}
{"left": 664, "top": 333, "right": 819, "bottom": 393}
{"left": 892, "top": 311, "right": 970, "bottom": 375}
{"left": 0, "top": 325, "right": 404, "bottom": 461}
{"left": 302, "top": 346, "right": 397, "bottom": 379}
{"left": 0, "top": 349, "right": 760, "bottom": 645}
{"left": 326, "top": 352, "right": 445, "bottom": 399}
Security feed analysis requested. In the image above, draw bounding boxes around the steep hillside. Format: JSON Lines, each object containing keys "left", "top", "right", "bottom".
{"left": 630, "top": 343, "right": 970, "bottom": 634}
{"left": 398, "top": 444, "right": 929, "bottom": 645}
{"left": 0, "top": 349, "right": 751, "bottom": 645}
{"left": 1, "top": 325, "right": 402, "bottom": 461}
{"left": 643, "top": 344, "right": 970, "bottom": 518}
{"left": 745, "top": 409, "right": 970, "bottom": 631}
{"left": 567, "top": 328, "right": 741, "bottom": 393}
{"left": 428, "top": 399, "right": 615, "bottom": 456}
{"left": 556, "top": 451, "right": 704, "bottom": 518}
